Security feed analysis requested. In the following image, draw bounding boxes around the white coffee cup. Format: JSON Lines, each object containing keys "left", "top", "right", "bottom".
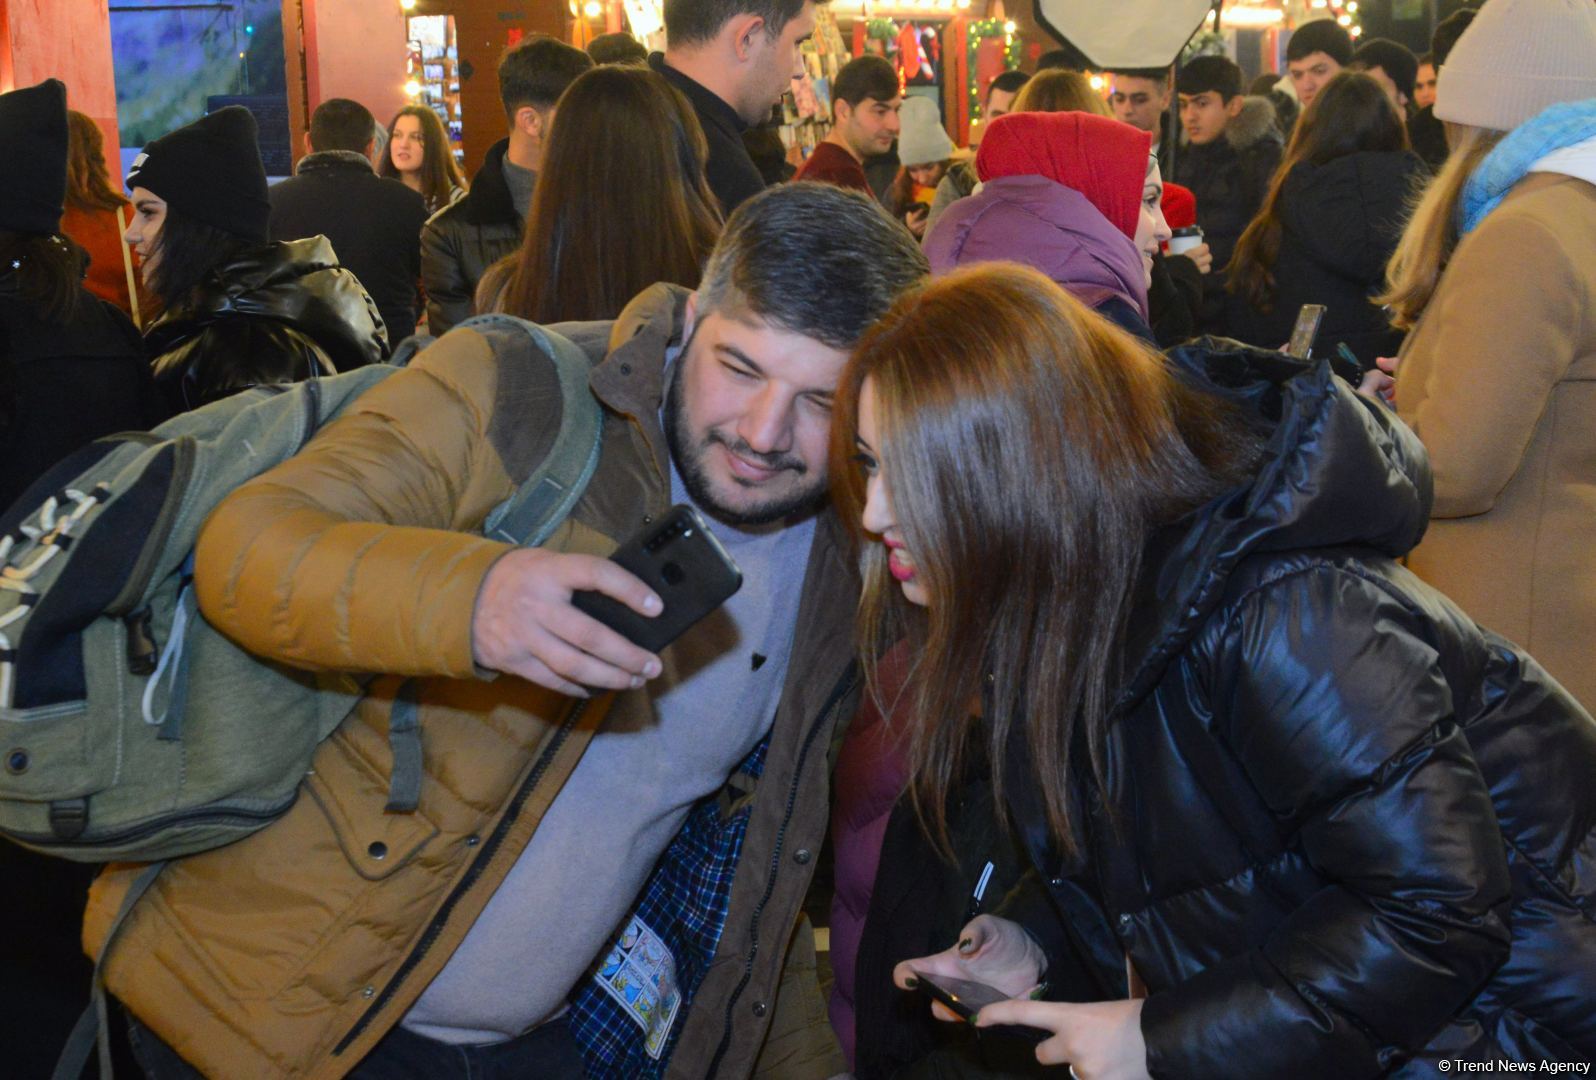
{"left": 1167, "top": 226, "right": 1204, "bottom": 256}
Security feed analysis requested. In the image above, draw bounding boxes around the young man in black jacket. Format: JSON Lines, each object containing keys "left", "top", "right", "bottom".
{"left": 651, "top": 0, "right": 817, "bottom": 215}
{"left": 1172, "top": 55, "right": 1283, "bottom": 337}
{"left": 1174, "top": 57, "right": 1283, "bottom": 275}
{"left": 269, "top": 98, "right": 429, "bottom": 347}
{"left": 421, "top": 36, "right": 592, "bottom": 334}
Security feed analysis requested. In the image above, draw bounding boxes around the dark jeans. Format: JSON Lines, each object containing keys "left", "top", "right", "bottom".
{"left": 127, "top": 1012, "right": 587, "bottom": 1080}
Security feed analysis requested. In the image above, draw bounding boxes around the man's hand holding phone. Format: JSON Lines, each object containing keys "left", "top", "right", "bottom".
{"left": 471, "top": 548, "right": 663, "bottom": 698}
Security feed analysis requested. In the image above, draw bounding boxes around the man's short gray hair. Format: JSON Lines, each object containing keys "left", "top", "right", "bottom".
{"left": 697, "top": 182, "right": 929, "bottom": 350}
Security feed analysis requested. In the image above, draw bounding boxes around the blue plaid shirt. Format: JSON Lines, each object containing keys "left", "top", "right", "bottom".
{"left": 568, "top": 735, "right": 770, "bottom": 1077}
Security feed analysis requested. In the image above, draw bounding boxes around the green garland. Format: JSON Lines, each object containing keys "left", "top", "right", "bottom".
{"left": 866, "top": 18, "right": 899, "bottom": 42}
{"left": 967, "top": 18, "right": 1022, "bottom": 121}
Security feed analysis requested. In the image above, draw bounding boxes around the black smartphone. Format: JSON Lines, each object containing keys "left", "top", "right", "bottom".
{"left": 913, "top": 970, "right": 1010, "bottom": 1020}
{"left": 572, "top": 505, "right": 742, "bottom": 654}
{"left": 913, "top": 971, "right": 1052, "bottom": 1045}
{"left": 1286, "top": 303, "right": 1326, "bottom": 358}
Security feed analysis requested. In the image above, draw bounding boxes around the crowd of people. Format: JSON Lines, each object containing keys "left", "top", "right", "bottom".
{"left": 2, "top": 0, "right": 1594, "bottom": 1076}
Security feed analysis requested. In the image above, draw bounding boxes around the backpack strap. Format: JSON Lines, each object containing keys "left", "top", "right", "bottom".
{"left": 51, "top": 860, "right": 167, "bottom": 1080}
{"left": 382, "top": 315, "right": 605, "bottom": 814}
{"left": 466, "top": 315, "right": 606, "bottom": 549}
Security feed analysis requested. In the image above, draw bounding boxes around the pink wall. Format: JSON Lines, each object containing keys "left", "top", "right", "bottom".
{"left": 0, "top": 0, "right": 121, "bottom": 164}
{"left": 302, "top": 0, "right": 409, "bottom": 131}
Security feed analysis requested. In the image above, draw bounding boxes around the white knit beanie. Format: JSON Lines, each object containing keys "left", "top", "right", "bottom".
{"left": 1434, "top": 0, "right": 1596, "bottom": 133}
{"left": 897, "top": 96, "right": 956, "bottom": 167}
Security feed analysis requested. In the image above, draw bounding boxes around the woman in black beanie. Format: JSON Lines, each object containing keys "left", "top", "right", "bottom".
{"left": 123, "top": 105, "right": 387, "bottom": 416}
{"left": 0, "top": 77, "right": 153, "bottom": 1078}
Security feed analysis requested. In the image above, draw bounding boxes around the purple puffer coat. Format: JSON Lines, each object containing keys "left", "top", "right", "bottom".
{"left": 923, "top": 173, "right": 1150, "bottom": 323}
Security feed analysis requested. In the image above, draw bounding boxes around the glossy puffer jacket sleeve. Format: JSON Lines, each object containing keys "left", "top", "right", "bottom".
{"left": 1139, "top": 561, "right": 1514, "bottom": 1078}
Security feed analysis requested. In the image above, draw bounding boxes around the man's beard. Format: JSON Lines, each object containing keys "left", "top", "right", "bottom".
{"left": 663, "top": 356, "right": 829, "bottom": 529}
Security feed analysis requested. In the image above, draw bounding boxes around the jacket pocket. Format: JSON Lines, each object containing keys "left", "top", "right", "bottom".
{"left": 132, "top": 725, "right": 440, "bottom": 1005}
{"left": 306, "top": 734, "right": 438, "bottom": 881}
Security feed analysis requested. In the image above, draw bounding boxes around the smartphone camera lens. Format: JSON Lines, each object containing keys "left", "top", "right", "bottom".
{"left": 661, "top": 561, "right": 685, "bottom": 586}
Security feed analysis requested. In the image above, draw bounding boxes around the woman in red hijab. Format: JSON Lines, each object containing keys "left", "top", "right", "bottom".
{"left": 924, "top": 110, "right": 1172, "bottom": 338}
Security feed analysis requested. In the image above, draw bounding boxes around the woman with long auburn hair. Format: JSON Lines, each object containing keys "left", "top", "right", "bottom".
{"left": 834, "top": 263, "right": 1596, "bottom": 1077}
{"left": 1225, "top": 71, "right": 1423, "bottom": 365}
{"left": 475, "top": 64, "right": 722, "bottom": 323}
{"left": 377, "top": 104, "right": 467, "bottom": 214}
{"left": 60, "top": 109, "right": 148, "bottom": 323}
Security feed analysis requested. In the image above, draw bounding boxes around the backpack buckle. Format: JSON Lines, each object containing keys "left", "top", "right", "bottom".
{"left": 48, "top": 798, "right": 89, "bottom": 840}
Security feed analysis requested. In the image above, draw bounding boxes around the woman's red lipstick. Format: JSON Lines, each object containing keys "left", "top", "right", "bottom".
{"left": 883, "top": 538, "right": 916, "bottom": 582}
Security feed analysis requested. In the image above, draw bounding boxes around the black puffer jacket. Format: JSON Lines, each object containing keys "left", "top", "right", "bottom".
{"left": 1227, "top": 150, "right": 1426, "bottom": 366}
{"left": 1006, "top": 342, "right": 1596, "bottom": 1077}
{"left": 146, "top": 235, "right": 386, "bottom": 416}
{"left": 1172, "top": 97, "right": 1283, "bottom": 272}
{"left": 419, "top": 137, "right": 523, "bottom": 335}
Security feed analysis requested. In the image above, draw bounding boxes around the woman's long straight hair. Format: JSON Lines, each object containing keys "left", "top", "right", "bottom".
{"left": 831, "top": 264, "right": 1264, "bottom": 854}
{"left": 1229, "top": 71, "right": 1411, "bottom": 311}
{"left": 377, "top": 105, "right": 467, "bottom": 213}
{"left": 142, "top": 208, "right": 252, "bottom": 314}
{"left": 485, "top": 65, "right": 722, "bottom": 324}
{"left": 1377, "top": 123, "right": 1503, "bottom": 330}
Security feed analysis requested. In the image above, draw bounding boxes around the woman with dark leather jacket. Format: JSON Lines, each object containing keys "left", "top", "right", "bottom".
{"left": 122, "top": 106, "right": 386, "bottom": 417}
{"left": 832, "top": 263, "right": 1596, "bottom": 1079}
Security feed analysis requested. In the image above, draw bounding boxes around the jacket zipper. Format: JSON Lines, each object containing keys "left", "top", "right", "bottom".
{"left": 331, "top": 695, "right": 592, "bottom": 1056}
{"left": 703, "top": 664, "right": 856, "bottom": 1079}
{"left": 4, "top": 796, "right": 294, "bottom": 848}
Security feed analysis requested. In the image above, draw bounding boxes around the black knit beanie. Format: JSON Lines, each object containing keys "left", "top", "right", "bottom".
{"left": 126, "top": 105, "right": 270, "bottom": 244}
{"left": 0, "top": 79, "right": 68, "bottom": 236}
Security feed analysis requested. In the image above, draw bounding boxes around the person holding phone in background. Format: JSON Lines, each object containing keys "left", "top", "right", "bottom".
{"left": 89, "top": 183, "right": 928, "bottom": 1079}
{"left": 889, "top": 96, "right": 959, "bottom": 241}
{"left": 1225, "top": 71, "right": 1425, "bottom": 368}
{"left": 835, "top": 264, "right": 1596, "bottom": 1078}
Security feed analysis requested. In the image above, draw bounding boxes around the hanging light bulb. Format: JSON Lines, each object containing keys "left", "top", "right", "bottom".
{"left": 1336, "top": 13, "right": 1353, "bottom": 26}
{"left": 1003, "top": 19, "right": 1017, "bottom": 32}
{"left": 1349, "top": 24, "right": 1363, "bottom": 36}
{"left": 956, "top": 0, "right": 971, "bottom": 7}
{"left": 400, "top": 0, "right": 417, "bottom": 11}
{"left": 583, "top": 0, "right": 603, "bottom": 17}
{"left": 405, "top": 79, "right": 423, "bottom": 97}
{"left": 1346, "top": 1, "right": 1359, "bottom": 9}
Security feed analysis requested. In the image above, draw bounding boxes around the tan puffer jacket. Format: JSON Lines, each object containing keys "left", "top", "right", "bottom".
{"left": 86, "top": 285, "right": 859, "bottom": 1079}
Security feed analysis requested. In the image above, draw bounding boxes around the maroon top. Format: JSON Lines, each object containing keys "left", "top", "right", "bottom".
{"left": 794, "top": 140, "right": 871, "bottom": 193}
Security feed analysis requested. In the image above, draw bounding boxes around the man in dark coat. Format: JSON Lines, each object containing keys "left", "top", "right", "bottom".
{"left": 1173, "top": 57, "right": 1283, "bottom": 274}
{"left": 650, "top": 0, "right": 819, "bottom": 215}
{"left": 1174, "top": 56, "right": 1283, "bottom": 334}
{"left": 269, "top": 98, "right": 428, "bottom": 346}
{"left": 421, "top": 36, "right": 592, "bottom": 334}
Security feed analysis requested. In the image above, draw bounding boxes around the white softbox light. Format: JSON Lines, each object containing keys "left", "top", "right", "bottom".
{"left": 1033, "top": 0, "right": 1216, "bottom": 68}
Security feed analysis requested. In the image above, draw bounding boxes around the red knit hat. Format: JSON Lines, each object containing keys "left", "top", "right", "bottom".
{"left": 1161, "top": 182, "right": 1197, "bottom": 230}
{"left": 976, "top": 111, "right": 1152, "bottom": 241}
